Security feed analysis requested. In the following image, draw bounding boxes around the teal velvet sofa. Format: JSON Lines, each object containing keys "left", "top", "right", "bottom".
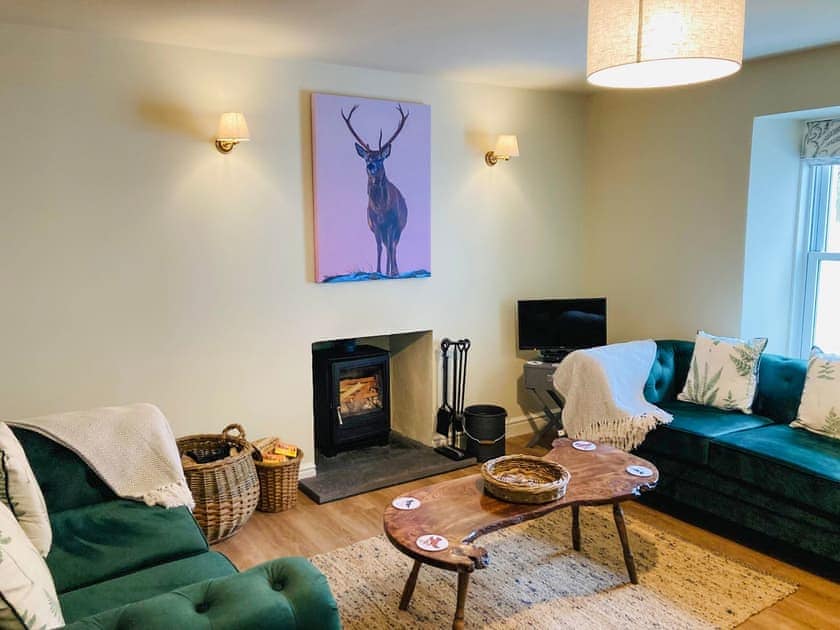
{"left": 637, "top": 340, "right": 840, "bottom": 576}
{"left": 13, "top": 428, "right": 341, "bottom": 629}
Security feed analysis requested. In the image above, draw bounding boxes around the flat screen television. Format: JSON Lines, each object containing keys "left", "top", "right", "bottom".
{"left": 517, "top": 298, "right": 606, "bottom": 360}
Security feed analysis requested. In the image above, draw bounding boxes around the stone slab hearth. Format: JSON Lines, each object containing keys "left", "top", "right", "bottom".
{"left": 299, "top": 432, "right": 475, "bottom": 504}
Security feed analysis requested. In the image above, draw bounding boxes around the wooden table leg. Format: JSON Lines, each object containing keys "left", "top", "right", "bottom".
{"left": 571, "top": 505, "right": 581, "bottom": 551}
{"left": 612, "top": 503, "right": 638, "bottom": 584}
{"left": 399, "top": 560, "right": 422, "bottom": 610}
{"left": 452, "top": 571, "right": 470, "bottom": 630}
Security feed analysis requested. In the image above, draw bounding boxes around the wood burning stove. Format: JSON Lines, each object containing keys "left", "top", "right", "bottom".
{"left": 313, "top": 344, "right": 390, "bottom": 457}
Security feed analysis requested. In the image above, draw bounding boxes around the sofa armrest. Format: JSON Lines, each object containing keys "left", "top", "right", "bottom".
{"left": 63, "top": 557, "right": 340, "bottom": 630}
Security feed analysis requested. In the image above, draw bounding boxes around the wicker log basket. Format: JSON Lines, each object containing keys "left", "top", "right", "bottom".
{"left": 253, "top": 444, "right": 302, "bottom": 513}
{"left": 481, "top": 454, "right": 571, "bottom": 504}
{"left": 177, "top": 424, "right": 260, "bottom": 544}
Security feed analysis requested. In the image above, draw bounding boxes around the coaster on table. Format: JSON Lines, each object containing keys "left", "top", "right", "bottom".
{"left": 626, "top": 465, "right": 653, "bottom": 477}
{"left": 392, "top": 497, "right": 421, "bottom": 510}
{"left": 572, "top": 440, "right": 596, "bottom": 451}
{"left": 416, "top": 534, "right": 448, "bottom": 552}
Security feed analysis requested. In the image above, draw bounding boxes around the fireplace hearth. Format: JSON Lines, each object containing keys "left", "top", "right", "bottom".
{"left": 312, "top": 344, "right": 390, "bottom": 457}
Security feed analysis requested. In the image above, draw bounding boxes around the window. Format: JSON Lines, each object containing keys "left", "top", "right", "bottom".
{"left": 797, "top": 164, "right": 840, "bottom": 355}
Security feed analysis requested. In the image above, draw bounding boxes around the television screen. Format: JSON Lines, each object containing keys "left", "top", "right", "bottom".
{"left": 517, "top": 298, "right": 607, "bottom": 351}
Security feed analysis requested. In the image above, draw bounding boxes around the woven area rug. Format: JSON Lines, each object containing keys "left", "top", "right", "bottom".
{"left": 311, "top": 506, "right": 796, "bottom": 629}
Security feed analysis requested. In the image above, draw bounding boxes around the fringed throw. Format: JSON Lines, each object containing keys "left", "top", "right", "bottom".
{"left": 553, "top": 340, "right": 672, "bottom": 451}
{"left": 9, "top": 403, "right": 195, "bottom": 510}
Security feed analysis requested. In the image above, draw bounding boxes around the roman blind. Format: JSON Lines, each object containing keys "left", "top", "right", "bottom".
{"left": 802, "top": 118, "right": 840, "bottom": 163}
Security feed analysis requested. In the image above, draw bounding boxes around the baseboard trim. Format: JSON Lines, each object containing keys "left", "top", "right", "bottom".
{"left": 298, "top": 462, "right": 317, "bottom": 480}
{"left": 506, "top": 410, "right": 561, "bottom": 438}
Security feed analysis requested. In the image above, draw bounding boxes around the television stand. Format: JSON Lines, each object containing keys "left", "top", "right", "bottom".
{"left": 523, "top": 358, "right": 568, "bottom": 447}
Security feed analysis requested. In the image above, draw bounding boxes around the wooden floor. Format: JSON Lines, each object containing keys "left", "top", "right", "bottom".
{"left": 216, "top": 435, "right": 840, "bottom": 629}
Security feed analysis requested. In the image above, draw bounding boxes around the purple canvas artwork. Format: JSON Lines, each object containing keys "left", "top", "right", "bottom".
{"left": 312, "top": 93, "right": 431, "bottom": 283}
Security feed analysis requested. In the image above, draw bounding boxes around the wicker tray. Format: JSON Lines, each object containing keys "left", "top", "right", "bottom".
{"left": 481, "top": 454, "right": 571, "bottom": 504}
{"left": 177, "top": 424, "right": 260, "bottom": 543}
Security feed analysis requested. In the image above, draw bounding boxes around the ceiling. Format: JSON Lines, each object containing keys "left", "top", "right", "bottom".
{"left": 3, "top": 0, "right": 840, "bottom": 89}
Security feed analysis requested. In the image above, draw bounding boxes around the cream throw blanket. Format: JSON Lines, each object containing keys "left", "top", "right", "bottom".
{"left": 10, "top": 403, "right": 194, "bottom": 509}
{"left": 553, "top": 340, "right": 673, "bottom": 451}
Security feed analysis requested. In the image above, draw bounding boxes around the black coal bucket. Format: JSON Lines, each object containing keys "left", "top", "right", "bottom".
{"left": 464, "top": 404, "right": 507, "bottom": 462}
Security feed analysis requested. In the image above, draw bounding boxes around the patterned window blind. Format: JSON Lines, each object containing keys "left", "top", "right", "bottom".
{"left": 802, "top": 119, "right": 840, "bottom": 163}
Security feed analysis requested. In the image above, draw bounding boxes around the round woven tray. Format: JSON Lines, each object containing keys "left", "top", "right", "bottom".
{"left": 177, "top": 424, "right": 259, "bottom": 543}
{"left": 481, "top": 454, "right": 571, "bottom": 504}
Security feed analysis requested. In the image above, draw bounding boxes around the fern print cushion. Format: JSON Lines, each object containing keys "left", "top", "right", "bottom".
{"left": 0, "top": 501, "right": 64, "bottom": 629}
{"left": 791, "top": 347, "right": 840, "bottom": 441}
{"left": 677, "top": 331, "right": 768, "bottom": 413}
{"left": 0, "top": 423, "right": 51, "bottom": 557}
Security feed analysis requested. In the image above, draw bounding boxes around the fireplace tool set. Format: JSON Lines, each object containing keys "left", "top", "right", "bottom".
{"left": 435, "top": 337, "right": 471, "bottom": 461}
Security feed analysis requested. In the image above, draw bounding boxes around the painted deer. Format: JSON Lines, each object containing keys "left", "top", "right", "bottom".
{"left": 341, "top": 104, "right": 409, "bottom": 277}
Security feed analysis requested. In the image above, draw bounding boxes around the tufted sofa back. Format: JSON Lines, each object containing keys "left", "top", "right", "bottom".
{"left": 644, "top": 340, "right": 695, "bottom": 404}
{"left": 12, "top": 428, "right": 117, "bottom": 513}
{"left": 644, "top": 340, "right": 808, "bottom": 424}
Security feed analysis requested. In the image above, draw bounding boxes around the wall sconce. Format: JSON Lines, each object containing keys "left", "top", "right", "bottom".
{"left": 485, "top": 134, "right": 519, "bottom": 166}
{"left": 215, "top": 112, "right": 250, "bottom": 154}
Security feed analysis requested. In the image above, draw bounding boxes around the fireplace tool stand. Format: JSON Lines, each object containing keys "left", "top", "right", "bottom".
{"left": 435, "top": 337, "right": 472, "bottom": 461}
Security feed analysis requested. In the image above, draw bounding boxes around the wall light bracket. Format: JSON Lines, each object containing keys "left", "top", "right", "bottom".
{"left": 485, "top": 134, "right": 519, "bottom": 167}
{"left": 215, "top": 139, "right": 243, "bottom": 154}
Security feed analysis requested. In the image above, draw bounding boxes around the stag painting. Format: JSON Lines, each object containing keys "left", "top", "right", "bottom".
{"left": 311, "top": 93, "right": 431, "bottom": 284}
{"left": 342, "top": 103, "right": 408, "bottom": 277}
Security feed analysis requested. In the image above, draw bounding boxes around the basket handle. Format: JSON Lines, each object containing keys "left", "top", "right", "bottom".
{"left": 222, "top": 423, "right": 246, "bottom": 440}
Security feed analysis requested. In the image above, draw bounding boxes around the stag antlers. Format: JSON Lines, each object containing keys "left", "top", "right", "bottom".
{"left": 380, "top": 104, "right": 409, "bottom": 150}
{"left": 340, "top": 105, "right": 370, "bottom": 151}
{"left": 341, "top": 103, "right": 410, "bottom": 152}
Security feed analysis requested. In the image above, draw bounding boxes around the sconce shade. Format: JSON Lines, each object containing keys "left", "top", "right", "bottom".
{"left": 495, "top": 135, "right": 520, "bottom": 158}
{"left": 485, "top": 134, "right": 520, "bottom": 166}
{"left": 587, "top": 0, "right": 745, "bottom": 89}
{"left": 216, "top": 112, "right": 250, "bottom": 141}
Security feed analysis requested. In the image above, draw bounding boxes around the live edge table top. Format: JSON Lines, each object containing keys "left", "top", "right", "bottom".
{"left": 383, "top": 438, "right": 658, "bottom": 573}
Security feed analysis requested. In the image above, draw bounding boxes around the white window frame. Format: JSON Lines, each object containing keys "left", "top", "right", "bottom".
{"left": 793, "top": 162, "right": 840, "bottom": 357}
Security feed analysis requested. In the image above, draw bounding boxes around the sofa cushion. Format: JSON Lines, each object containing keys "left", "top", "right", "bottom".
{"left": 47, "top": 500, "right": 208, "bottom": 593}
{"left": 0, "top": 423, "right": 52, "bottom": 556}
{"left": 59, "top": 551, "right": 236, "bottom": 623}
{"left": 63, "top": 558, "right": 341, "bottom": 630}
{"left": 640, "top": 401, "right": 773, "bottom": 465}
{"left": 710, "top": 424, "right": 840, "bottom": 518}
{"left": 0, "top": 501, "right": 64, "bottom": 629}
{"left": 677, "top": 331, "right": 767, "bottom": 413}
{"left": 12, "top": 428, "right": 116, "bottom": 513}
{"left": 791, "top": 347, "right": 840, "bottom": 439}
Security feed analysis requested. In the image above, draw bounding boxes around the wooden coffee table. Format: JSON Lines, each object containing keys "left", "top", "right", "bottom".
{"left": 383, "top": 438, "right": 659, "bottom": 629}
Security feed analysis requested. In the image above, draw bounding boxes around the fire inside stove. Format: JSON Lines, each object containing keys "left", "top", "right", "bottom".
{"left": 338, "top": 372, "right": 383, "bottom": 416}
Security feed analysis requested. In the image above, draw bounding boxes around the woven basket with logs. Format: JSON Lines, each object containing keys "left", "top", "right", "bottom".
{"left": 481, "top": 454, "right": 571, "bottom": 504}
{"left": 252, "top": 437, "right": 302, "bottom": 513}
{"left": 177, "top": 423, "right": 260, "bottom": 543}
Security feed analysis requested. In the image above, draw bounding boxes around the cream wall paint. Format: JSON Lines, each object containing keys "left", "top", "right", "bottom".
{"left": 0, "top": 25, "right": 585, "bottom": 466}
{"left": 584, "top": 45, "right": 840, "bottom": 346}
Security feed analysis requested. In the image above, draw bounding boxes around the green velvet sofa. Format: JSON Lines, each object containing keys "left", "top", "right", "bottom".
{"left": 636, "top": 340, "right": 840, "bottom": 576}
{"left": 12, "top": 428, "right": 341, "bottom": 629}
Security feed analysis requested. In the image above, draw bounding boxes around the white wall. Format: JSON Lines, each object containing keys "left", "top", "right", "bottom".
{"left": 584, "top": 45, "right": 840, "bottom": 346}
{"left": 741, "top": 116, "right": 804, "bottom": 354}
{"left": 0, "top": 24, "right": 586, "bottom": 466}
